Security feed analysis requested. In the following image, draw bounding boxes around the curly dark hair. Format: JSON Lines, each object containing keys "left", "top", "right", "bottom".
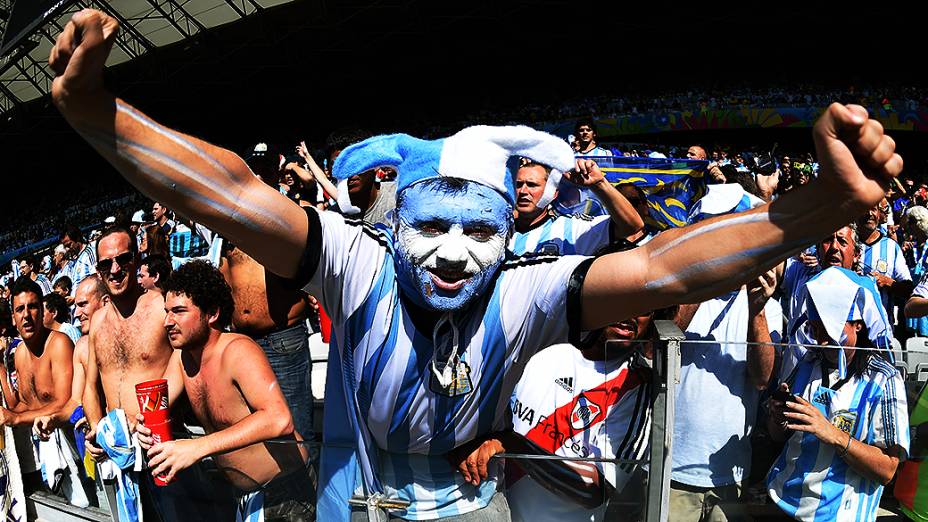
{"left": 162, "top": 260, "right": 234, "bottom": 330}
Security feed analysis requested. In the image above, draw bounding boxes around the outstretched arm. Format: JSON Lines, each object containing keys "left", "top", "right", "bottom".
{"left": 50, "top": 10, "right": 308, "bottom": 278}
{"left": 581, "top": 104, "right": 901, "bottom": 329}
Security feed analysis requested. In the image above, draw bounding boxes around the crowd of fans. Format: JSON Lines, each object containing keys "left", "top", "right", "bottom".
{"left": 1, "top": 111, "right": 928, "bottom": 522}
{"left": 421, "top": 83, "right": 928, "bottom": 138}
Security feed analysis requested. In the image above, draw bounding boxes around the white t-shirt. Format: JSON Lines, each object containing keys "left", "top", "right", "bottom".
{"left": 672, "top": 288, "right": 783, "bottom": 487}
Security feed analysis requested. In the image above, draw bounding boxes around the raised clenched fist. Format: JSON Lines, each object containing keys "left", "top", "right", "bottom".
{"left": 812, "top": 103, "right": 903, "bottom": 213}
{"left": 49, "top": 9, "right": 119, "bottom": 114}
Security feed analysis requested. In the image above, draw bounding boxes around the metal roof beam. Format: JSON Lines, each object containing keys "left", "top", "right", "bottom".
{"left": 221, "top": 0, "right": 263, "bottom": 18}
{"left": 144, "top": 0, "right": 207, "bottom": 40}
{"left": 0, "top": 81, "right": 20, "bottom": 113}
{"left": 79, "top": 0, "right": 155, "bottom": 57}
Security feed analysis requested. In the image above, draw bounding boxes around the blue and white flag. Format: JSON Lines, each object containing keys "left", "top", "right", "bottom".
{"left": 554, "top": 156, "right": 708, "bottom": 229}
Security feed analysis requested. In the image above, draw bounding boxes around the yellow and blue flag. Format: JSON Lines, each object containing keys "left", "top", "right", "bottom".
{"left": 554, "top": 157, "right": 708, "bottom": 230}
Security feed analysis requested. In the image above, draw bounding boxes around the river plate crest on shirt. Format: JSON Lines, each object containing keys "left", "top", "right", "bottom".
{"left": 831, "top": 409, "right": 857, "bottom": 434}
{"left": 570, "top": 394, "right": 602, "bottom": 430}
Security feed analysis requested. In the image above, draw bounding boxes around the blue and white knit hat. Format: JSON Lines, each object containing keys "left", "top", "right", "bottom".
{"left": 790, "top": 266, "right": 893, "bottom": 378}
{"left": 331, "top": 125, "right": 576, "bottom": 214}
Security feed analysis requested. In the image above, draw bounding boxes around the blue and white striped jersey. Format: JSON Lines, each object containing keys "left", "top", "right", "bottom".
{"left": 782, "top": 257, "right": 817, "bottom": 326}
{"left": 169, "top": 222, "right": 209, "bottom": 258}
{"left": 69, "top": 244, "right": 97, "bottom": 291}
{"left": 912, "top": 272, "right": 928, "bottom": 300}
{"left": 767, "top": 353, "right": 909, "bottom": 522}
{"left": 32, "top": 274, "right": 53, "bottom": 296}
{"left": 575, "top": 147, "right": 613, "bottom": 158}
{"left": 302, "top": 208, "right": 589, "bottom": 520}
{"left": 509, "top": 215, "right": 612, "bottom": 256}
{"left": 860, "top": 233, "right": 911, "bottom": 315}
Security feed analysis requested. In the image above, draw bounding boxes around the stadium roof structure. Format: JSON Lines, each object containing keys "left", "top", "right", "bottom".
{"left": 0, "top": 0, "right": 294, "bottom": 116}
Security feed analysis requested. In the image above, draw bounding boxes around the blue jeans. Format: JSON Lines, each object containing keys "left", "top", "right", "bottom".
{"left": 254, "top": 322, "right": 315, "bottom": 458}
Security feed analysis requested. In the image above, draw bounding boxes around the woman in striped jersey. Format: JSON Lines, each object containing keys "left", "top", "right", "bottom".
{"left": 766, "top": 267, "right": 908, "bottom": 522}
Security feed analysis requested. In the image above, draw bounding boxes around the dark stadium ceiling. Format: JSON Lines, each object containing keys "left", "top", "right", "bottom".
{"left": 0, "top": 0, "right": 291, "bottom": 113}
{"left": 0, "top": 2, "right": 924, "bottom": 170}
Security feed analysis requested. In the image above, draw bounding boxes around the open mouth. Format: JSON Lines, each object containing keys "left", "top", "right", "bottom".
{"left": 608, "top": 319, "right": 638, "bottom": 339}
{"left": 826, "top": 255, "right": 842, "bottom": 267}
{"left": 428, "top": 268, "right": 472, "bottom": 292}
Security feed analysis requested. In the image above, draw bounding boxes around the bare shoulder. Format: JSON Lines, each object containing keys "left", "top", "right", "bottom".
{"left": 220, "top": 333, "right": 262, "bottom": 354}
{"left": 74, "top": 336, "right": 89, "bottom": 361}
{"left": 88, "top": 303, "right": 112, "bottom": 335}
{"left": 47, "top": 330, "right": 74, "bottom": 353}
{"left": 219, "top": 333, "right": 266, "bottom": 366}
{"left": 138, "top": 291, "right": 166, "bottom": 312}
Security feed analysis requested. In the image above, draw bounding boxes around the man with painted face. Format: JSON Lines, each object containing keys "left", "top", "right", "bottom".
{"left": 50, "top": 10, "right": 903, "bottom": 520}
{"left": 511, "top": 159, "right": 644, "bottom": 256}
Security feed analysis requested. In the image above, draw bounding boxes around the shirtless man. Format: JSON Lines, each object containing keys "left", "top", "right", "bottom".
{"left": 34, "top": 276, "right": 108, "bottom": 436}
{"left": 0, "top": 278, "right": 73, "bottom": 428}
{"left": 137, "top": 261, "right": 315, "bottom": 521}
{"left": 220, "top": 242, "right": 315, "bottom": 442}
{"left": 82, "top": 227, "right": 174, "bottom": 456}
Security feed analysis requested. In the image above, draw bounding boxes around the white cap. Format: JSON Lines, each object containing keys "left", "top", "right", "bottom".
{"left": 131, "top": 210, "right": 146, "bottom": 223}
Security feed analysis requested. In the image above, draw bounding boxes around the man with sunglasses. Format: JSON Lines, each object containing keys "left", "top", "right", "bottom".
{"left": 80, "top": 227, "right": 181, "bottom": 516}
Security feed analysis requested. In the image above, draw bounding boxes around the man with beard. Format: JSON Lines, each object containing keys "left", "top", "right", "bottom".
{"left": 136, "top": 261, "right": 315, "bottom": 521}
{"left": 474, "top": 308, "right": 663, "bottom": 522}
{"left": 49, "top": 10, "right": 903, "bottom": 520}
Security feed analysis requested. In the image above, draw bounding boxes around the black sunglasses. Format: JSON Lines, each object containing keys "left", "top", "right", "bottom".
{"left": 96, "top": 252, "right": 134, "bottom": 273}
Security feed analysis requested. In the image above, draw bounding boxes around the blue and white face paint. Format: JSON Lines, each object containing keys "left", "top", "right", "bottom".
{"left": 394, "top": 180, "right": 512, "bottom": 311}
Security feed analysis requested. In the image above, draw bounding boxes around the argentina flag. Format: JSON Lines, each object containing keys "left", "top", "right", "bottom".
{"left": 554, "top": 156, "right": 708, "bottom": 230}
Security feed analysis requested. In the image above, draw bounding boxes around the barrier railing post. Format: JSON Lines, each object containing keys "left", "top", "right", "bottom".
{"left": 645, "top": 320, "right": 684, "bottom": 522}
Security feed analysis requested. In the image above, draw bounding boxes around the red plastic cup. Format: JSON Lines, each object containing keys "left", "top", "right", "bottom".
{"left": 135, "top": 379, "right": 174, "bottom": 486}
{"left": 319, "top": 305, "right": 332, "bottom": 343}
